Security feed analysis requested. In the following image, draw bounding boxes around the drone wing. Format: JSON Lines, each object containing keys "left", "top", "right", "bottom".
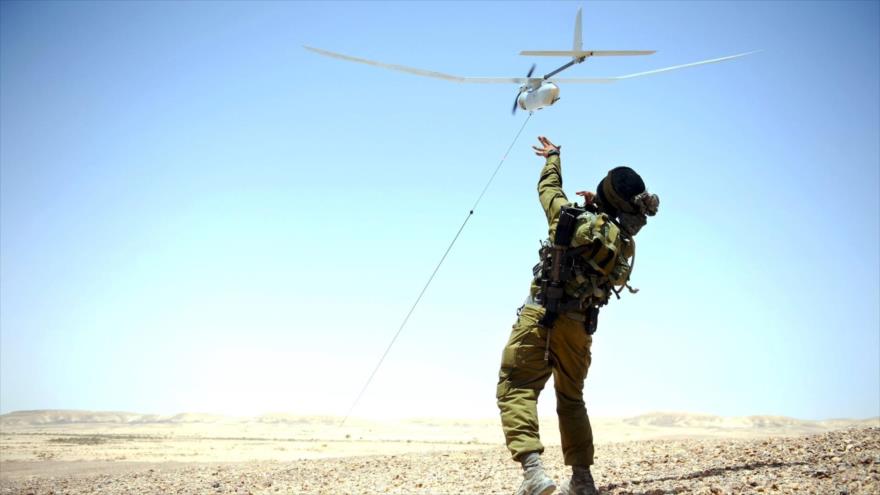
{"left": 521, "top": 50, "right": 656, "bottom": 57}
{"left": 552, "top": 50, "right": 760, "bottom": 83}
{"left": 304, "top": 45, "right": 530, "bottom": 84}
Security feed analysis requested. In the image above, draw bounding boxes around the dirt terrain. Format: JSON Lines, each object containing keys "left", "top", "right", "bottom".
{"left": 1, "top": 411, "right": 877, "bottom": 494}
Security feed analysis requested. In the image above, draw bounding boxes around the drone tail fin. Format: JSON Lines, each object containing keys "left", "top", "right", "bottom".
{"left": 572, "top": 7, "right": 583, "bottom": 60}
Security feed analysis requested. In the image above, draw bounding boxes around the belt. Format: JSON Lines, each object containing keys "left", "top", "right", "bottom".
{"left": 562, "top": 311, "right": 587, "bottom": 322}
{"left": 523, "top": 294, "right": 586, "bottom": 322}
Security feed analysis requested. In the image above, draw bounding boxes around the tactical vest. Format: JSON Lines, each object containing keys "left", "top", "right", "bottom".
{"left": 533, "top": 205, "right": 635, "bottom": 331}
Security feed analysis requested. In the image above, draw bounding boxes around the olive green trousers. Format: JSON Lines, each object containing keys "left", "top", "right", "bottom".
{"left": 496, "top": 304, "right": 594, "bottom": 466}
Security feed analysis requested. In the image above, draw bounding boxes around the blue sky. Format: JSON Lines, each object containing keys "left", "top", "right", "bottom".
{"left": 1, "top": 1, "right": 877, "bottom": 421}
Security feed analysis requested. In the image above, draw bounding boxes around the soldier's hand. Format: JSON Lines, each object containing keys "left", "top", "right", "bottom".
{"left": 576, "top": 191, "right": 595, "bottom": 205}
{"left": 532, "top": 136, "right": 560, "bottom": 157}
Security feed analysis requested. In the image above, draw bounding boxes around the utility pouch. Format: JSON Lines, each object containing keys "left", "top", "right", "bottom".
{"left": 585, "top": 306, "right": 600, "bottom": 335}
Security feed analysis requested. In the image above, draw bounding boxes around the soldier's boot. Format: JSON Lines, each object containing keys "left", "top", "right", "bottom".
{"left": 515, "top": 452, "right": 556, "bottom": 495}
{"left": 558, "top": 466, "right": 598, "bottom": 495}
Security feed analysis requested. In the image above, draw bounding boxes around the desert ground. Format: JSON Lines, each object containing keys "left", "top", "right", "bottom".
{"left": 0, "top": 410, "right": 877, "bottom": 494}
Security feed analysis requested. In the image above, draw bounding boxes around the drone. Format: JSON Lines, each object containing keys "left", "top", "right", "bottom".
{"left": 305, "top": 8, "right": 757, "bottom": 115}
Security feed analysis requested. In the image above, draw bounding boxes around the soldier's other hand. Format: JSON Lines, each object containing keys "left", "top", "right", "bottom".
{"left": 576, "top": 191, "right": 595, "bottom": 205}
{"left": 532, "top": 136, "right": 560, "bottom": 157}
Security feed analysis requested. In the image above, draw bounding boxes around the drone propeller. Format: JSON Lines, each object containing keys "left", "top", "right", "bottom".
{"left": 512, "top": 64, "right": 537, "bottom": 115}
{"left": 511, "top": 92, "right": 521, "bottom": 115}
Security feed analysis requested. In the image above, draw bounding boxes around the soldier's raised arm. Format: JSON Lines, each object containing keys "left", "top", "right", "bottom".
{"left": 532, "top": 136, "right": 569, "bottom": 226}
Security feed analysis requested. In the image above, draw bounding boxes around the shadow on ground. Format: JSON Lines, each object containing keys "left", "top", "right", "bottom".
{"left": 601, "top": 460, "right": 810, "bottom": 494}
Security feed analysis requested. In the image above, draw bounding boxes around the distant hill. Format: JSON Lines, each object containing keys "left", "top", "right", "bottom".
{"left": 619, "top": 411, "right": 879, "bottom": 430}
{"left": 0, "top": 410, "right": 229, "bottom": 426}
{"left": 1, "top": 409, "right": 877, "bottom": 429}
{"left": 0, "top": 410, "right": 352, "bottom": 427}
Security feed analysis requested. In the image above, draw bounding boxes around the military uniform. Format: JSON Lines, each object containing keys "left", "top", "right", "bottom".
{"left": 496, "top": 153, "right": 634, "bottom": 467}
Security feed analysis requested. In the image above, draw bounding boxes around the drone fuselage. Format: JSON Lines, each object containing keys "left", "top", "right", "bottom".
{"left": 517, "top": 81, "right": 560, "bottom": 112}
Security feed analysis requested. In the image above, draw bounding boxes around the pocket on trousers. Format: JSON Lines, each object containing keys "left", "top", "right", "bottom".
{"left": 514, "top": 329, "right": 547, "bottom": 371}
{"left": 500, "top": 344, "right": 517, "bottom": 369}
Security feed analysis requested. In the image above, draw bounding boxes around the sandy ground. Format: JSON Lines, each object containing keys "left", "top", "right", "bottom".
{"left": 0, "top": 411, "right": 878, "bottom": 494}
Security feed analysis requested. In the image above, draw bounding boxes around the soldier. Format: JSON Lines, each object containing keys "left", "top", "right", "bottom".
{"left": 497, "top": 136, "right": 659, "bottom": 495}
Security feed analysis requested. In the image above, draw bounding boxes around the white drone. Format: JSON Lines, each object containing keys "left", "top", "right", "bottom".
{"left": 305, "top": 8, "right": 758, "bottom": 114}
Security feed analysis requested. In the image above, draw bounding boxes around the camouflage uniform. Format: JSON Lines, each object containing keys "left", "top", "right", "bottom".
{"left": 496, "top": 153, "right": 632, "bottom": 467}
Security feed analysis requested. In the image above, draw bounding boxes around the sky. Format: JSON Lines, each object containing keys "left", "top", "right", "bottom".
{"left": 1, "top": 1, "right": 878, "bottom": 422}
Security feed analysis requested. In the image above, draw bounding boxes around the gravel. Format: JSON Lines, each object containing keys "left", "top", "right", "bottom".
{"left": 2, "top": 426, "right": 877, "bottom": 494}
